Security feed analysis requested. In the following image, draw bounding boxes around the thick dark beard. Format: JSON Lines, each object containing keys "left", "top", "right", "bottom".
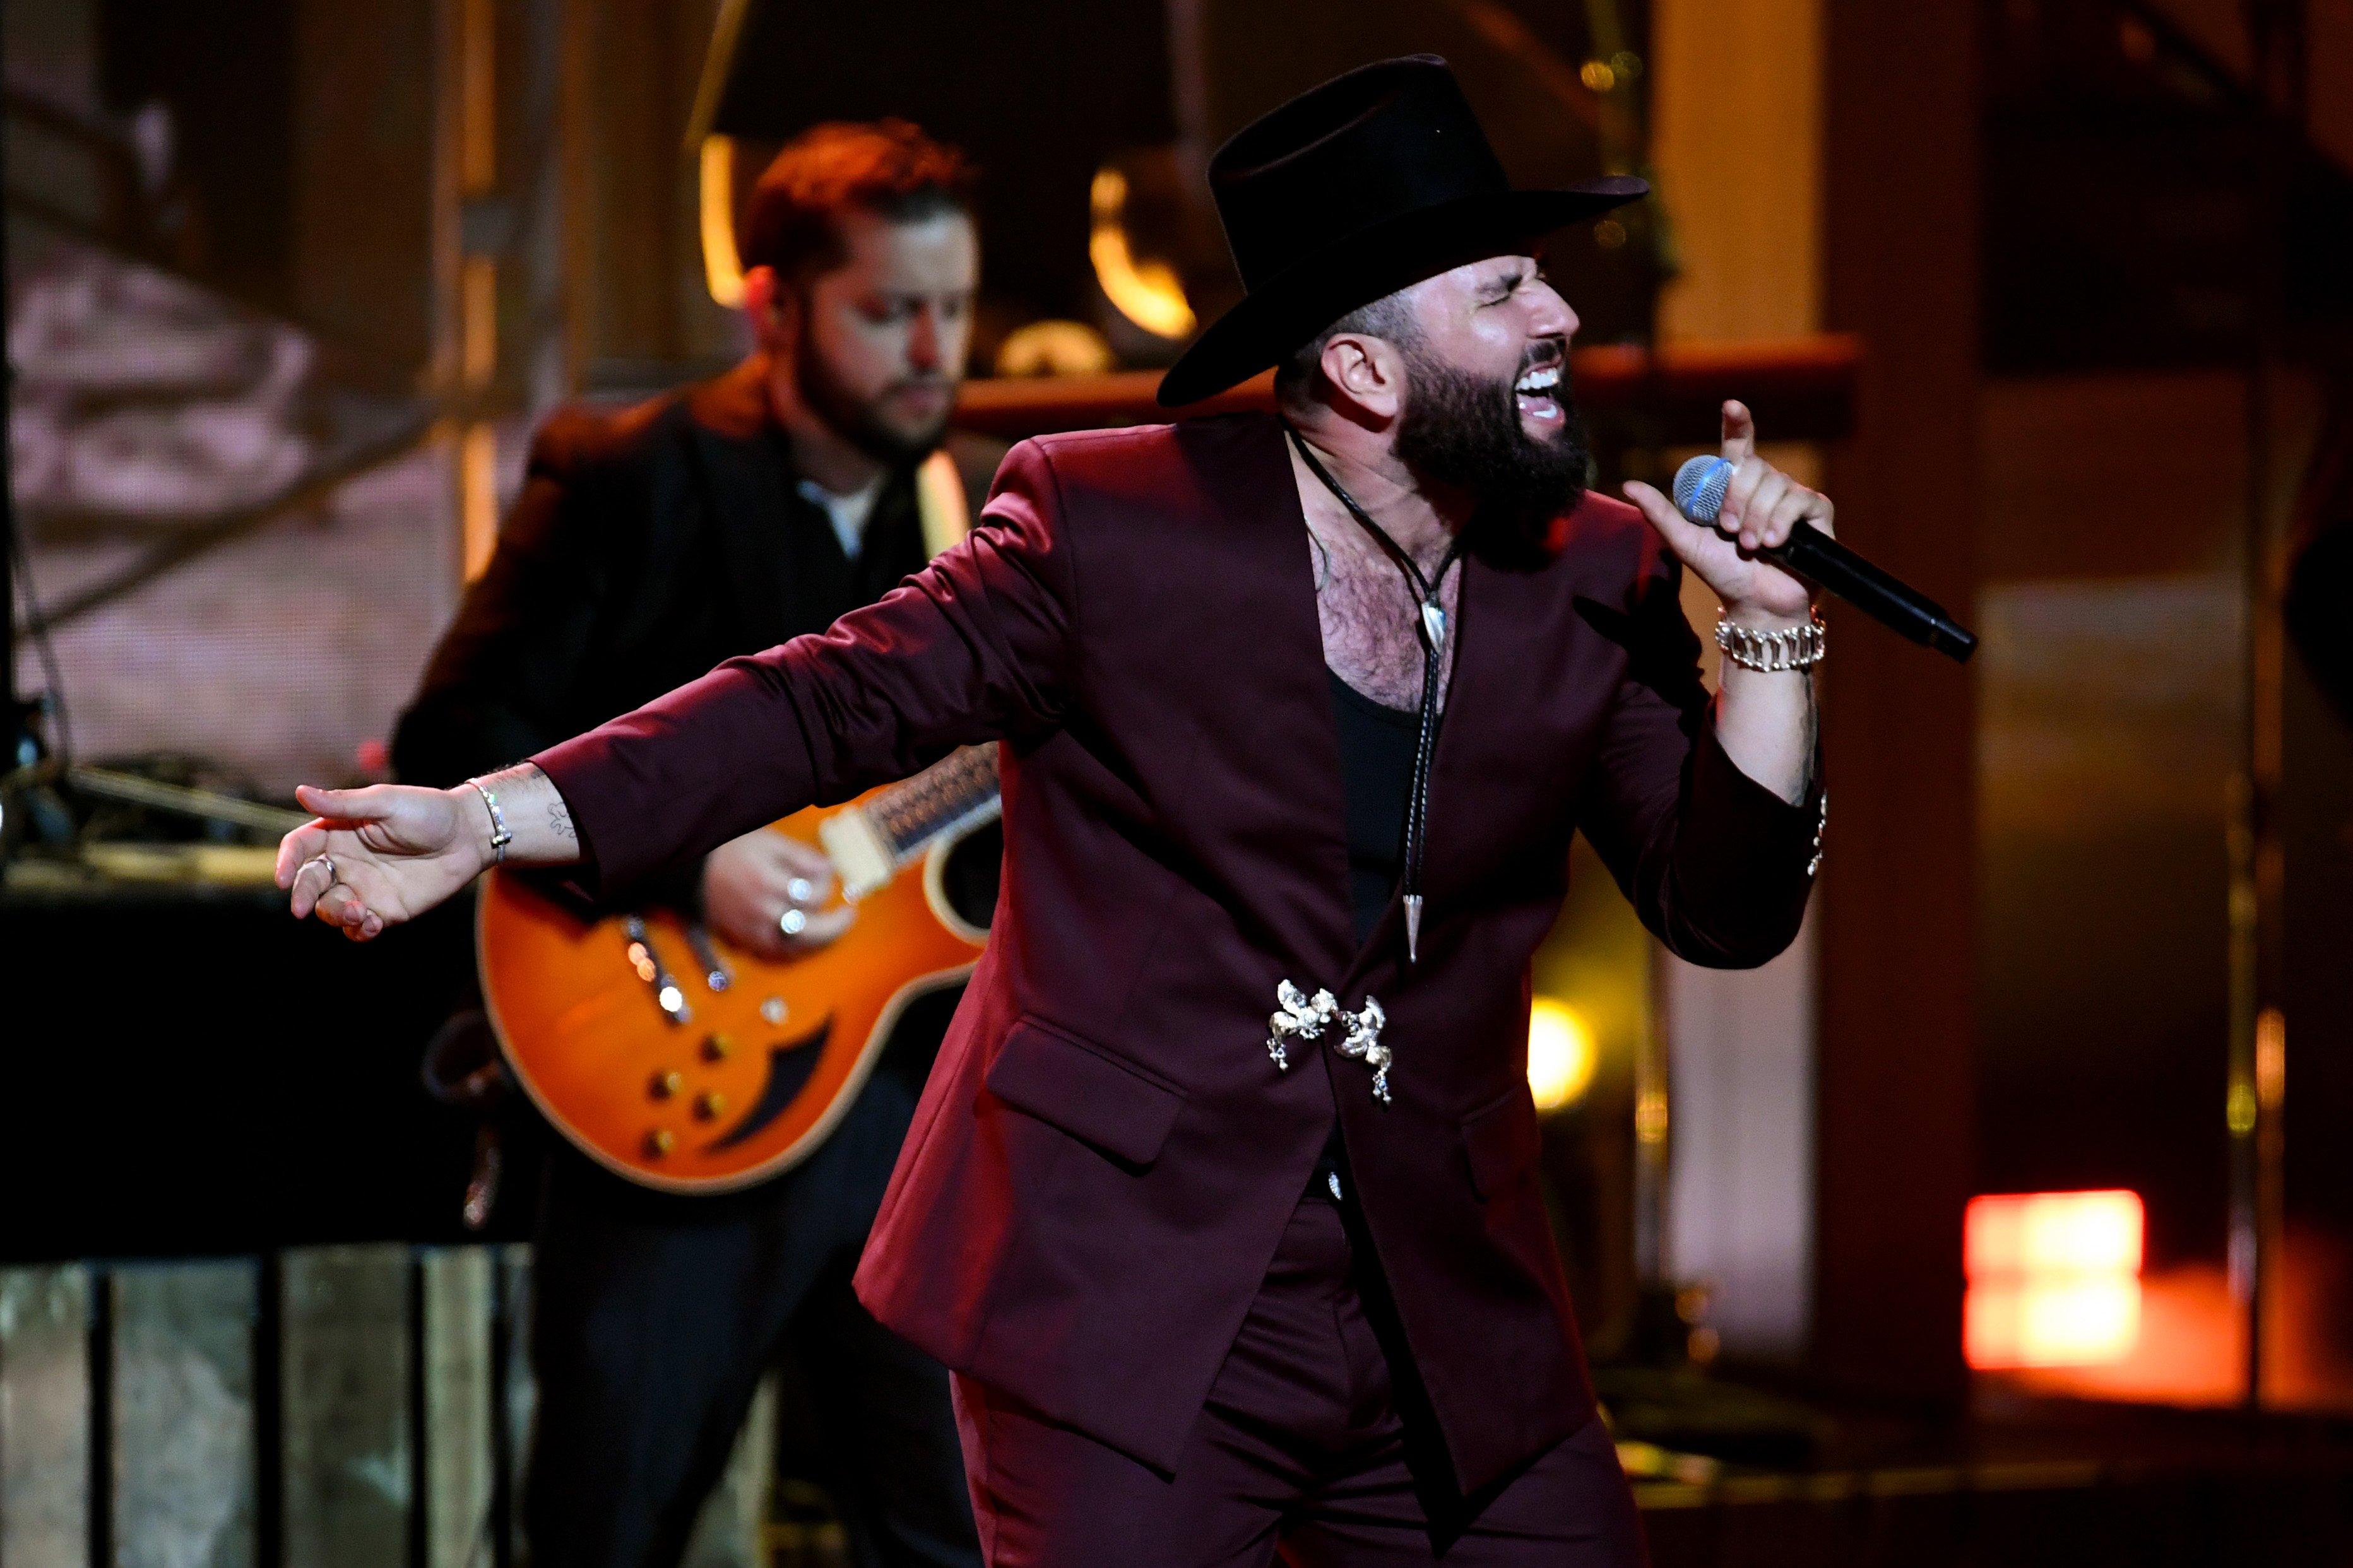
{"left": 1392, "top": 347, "right": 1590, "bottom": 554}
{"left": 791, "top": 320, "right": 951, "bottom": 471}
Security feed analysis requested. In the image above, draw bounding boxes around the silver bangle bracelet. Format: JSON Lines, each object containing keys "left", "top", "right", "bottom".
{"left": 465, "top": 777, "right": 514, "bottom": 864}
{"left": 1716, "top": 612, "right": 1826, "bottom": 673}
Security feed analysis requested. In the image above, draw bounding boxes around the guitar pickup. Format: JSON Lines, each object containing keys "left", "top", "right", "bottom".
{"left": 684, "top": 924, "right": 732, "bottom": 991}
{"left": 622, "top": 916, "right": 692, "bottom": 1025}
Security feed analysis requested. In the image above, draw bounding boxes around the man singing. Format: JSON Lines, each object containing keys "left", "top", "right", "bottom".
{"left": 392, "top": 121, "right": 992, "bottom": 1567}
{"left": 286, "top": 59, "right": 1828, "bottom": 1564}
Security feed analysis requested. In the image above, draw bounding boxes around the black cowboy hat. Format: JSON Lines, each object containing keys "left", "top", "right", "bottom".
{"left": 1158, "top": 55, "right": 1646, "bottom": 409}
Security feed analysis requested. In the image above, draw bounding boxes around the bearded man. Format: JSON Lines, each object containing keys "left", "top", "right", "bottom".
{"left": 390, "top": 121, "right": 992, "bottom": 1568}
{"left": 291, "top": 58, "right": 1831, "bottom": 1565}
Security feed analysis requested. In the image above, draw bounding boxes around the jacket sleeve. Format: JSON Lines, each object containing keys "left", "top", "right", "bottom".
{"left": 1575, "top": 548, "right": 1824, "bottom": 969}
{"left": 530, "top": 439, "right": 1076, "bottom": 899}
{"left": 390, "top": 414, "right": 613, "bottom": 789}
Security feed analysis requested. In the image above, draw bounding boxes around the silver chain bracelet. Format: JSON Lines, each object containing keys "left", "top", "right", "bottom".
{"left": 464, "top": 777, "right": 514, "bottom": 863}
{"left": 1716, "top": 611, "right": 1826, "bottom": 673}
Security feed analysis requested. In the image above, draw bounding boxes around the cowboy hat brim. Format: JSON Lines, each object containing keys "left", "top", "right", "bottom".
{"left": 1156, "top": 177, "right": 1647, "bottom": 410}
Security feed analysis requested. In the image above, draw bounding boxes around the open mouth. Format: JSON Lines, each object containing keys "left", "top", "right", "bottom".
{"left": 1514, "top": 363, "right": 1564, "bottom": 425}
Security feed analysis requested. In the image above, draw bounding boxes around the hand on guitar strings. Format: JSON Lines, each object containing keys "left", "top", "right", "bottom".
{"left": 702, "top": 827, "right": 855, "bottom": 958}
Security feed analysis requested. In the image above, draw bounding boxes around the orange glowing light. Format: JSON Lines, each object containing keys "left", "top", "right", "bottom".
{"left": 1966, "top": 1276, "right": 2142, "bottom": 1370}
{"left": 1964, "top": 1189, "right": 2145, "bottom": 1370}
{"left": 1089, "top": 168, "right": 1195, "bottom": 340}
{"left": 1526, "top": 998, "right": 1597, "bottom": 1111}
{"left": 1966, "top": 1189, "right": 2145, "bottom": 1280}
{"left": 699, "top": 136, "right": 747, "bottom": 308}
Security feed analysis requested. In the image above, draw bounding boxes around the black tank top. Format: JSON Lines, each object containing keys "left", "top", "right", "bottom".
{"left": 1328, "top": 669, "right": 1420, "bottom": 942}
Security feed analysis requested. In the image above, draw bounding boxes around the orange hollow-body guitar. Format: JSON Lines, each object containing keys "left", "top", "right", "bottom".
{"left": 477, "top": 746, "right": 999, "bottom": 1193}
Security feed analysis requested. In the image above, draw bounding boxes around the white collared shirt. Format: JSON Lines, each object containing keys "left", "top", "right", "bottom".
{"left": 796, "top": 474, "right": 887, "bottom": 561}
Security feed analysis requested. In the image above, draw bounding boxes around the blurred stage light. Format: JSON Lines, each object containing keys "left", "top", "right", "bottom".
{"left": 701, "top": 136, "right": 748, "bottom": 307}
{"left": 1967, "top": 1188, "right": 2144, "bottom": 1278}
{"left": 1967, "top": 1276, "right": 2140, "bottom": 1369}
{"left": 1527, "top": 997, "right": 1597, "bottom": 1112}
{"left": 1964, "top": 1189, "right": 2144, "bottom": 1369}
{"left": 1089, "top": 168, "right": 1195, "bottom": 340}
{"left": 461, "top": 423, "right": 499, "bottom": 582}
{"left": 996, "top": 320, "right": 1115, "bottom": 379}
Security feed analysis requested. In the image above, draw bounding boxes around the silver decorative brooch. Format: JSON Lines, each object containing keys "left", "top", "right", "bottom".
{"left": 1265, "top": 980, "right": 1394, "bottom": 1105}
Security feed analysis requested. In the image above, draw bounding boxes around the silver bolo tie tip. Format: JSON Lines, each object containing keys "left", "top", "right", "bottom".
{"left": 1404, "top": 893, "right": 1424, "bottom": 963}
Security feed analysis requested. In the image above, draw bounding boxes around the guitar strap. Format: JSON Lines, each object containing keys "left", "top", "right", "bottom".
{"left": 915, "top": 447, "right": 972, "bottom": 560}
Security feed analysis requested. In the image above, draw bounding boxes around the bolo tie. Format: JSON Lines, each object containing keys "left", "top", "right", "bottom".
{"left": 1286, "top": 426, "right": 1469, "bottom": 964}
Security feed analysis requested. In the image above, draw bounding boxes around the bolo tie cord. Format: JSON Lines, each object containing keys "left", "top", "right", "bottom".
{"left": 1286, "top": 425, "right": 1467, "bottom": 962}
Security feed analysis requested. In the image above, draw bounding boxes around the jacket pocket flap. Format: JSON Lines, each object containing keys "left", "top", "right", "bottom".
{"left": 1462, "top": 1086, "right": 1542, "bottom": 1199}
{"left": 985, "top": 1018, "right": 1185, "bottom": 1169}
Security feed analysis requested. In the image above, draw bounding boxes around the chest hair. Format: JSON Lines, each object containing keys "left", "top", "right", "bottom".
{"left": 1308, "top": 522, "right": 1462, "bottom": 712}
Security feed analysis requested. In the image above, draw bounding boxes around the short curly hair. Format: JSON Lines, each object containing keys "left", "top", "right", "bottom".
{"left": 738, "top": 119, "right": 976, "bottom": 285}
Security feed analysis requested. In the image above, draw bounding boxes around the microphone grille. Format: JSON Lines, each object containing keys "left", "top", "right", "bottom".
{"left": 1672, "top": 455, "right": 1733, "bottom": 523}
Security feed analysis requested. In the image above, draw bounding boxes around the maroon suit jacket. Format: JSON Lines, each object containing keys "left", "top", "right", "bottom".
{"left": 533, "top": 412, "right": 1821, "bottom": 1495}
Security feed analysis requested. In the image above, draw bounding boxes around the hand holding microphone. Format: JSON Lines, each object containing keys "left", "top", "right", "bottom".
{"left": 1619, "top": 401, "right": 1977, "bottom": 664}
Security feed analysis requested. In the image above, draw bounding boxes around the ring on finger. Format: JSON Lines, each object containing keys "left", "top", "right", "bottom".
{"left": 786, "top": 876, "right": 817, "bottom": 905}
{"left": 304, "top": 854, "right": 338, "bottom": 889}
{"left": 778, "top": 907, "right": 809, "bottom": 938}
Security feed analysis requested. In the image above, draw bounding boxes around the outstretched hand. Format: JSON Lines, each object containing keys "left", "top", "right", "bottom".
{"left": 1618, "top": 400, "right": 1830, "bottom": 625}
{"left": 275, "top": 783, "right": 491, "bottom": 941}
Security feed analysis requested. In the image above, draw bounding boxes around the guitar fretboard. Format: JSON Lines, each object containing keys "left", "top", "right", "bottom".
{"left": 866, "top": 746, "right": 1001, "bottom": 863}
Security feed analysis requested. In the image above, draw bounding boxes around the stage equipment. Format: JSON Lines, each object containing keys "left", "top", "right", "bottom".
{"left": 1673, "top": 454, "right": 1977, "bottom": 662}
{"left": 2, "top": 198, "right": 51, "bottom": 861}
{"left": 66, "top": 764, "right": 308, "bottom": 837}
{"left": 476, "top": 746, "right": 999, "bottom": 1193}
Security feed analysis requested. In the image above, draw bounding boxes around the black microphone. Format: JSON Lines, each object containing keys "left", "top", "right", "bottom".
{"left": 1673, "top": 456, "right": 1977, "bottom": 663}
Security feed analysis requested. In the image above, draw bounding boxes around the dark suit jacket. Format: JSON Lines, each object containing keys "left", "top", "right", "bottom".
{"left": 533, "top": 411, "right": 1822, "bottom": 1495}
{"left": 391, "top": 359, "right": 1003, "bottom": 905}
{"left": 392, "top": 358, "right": 1007, "bottom": 789}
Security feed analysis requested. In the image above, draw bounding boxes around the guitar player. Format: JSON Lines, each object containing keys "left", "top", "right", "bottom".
{"left": 391, "top": 121, "right": 995, "bottom": 1568}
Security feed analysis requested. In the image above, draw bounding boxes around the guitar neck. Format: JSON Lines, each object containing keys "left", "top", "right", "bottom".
{"left": 867, "top": 745, "right": 1002, "bottom": 858}
{"left": 822, "top": 746, "right": 1002, "bottom": 898}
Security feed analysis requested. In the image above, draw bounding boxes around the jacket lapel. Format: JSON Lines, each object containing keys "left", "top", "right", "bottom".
{"left": 683, "top": 361, "right": 800, "bottom": 652}
{"left": 1181, "top": 416, "right": 1360, "bottom": 982}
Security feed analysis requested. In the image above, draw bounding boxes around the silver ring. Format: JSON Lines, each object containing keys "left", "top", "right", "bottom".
{"left": 786, "top": 876, "right": 817, "bottom": 905}
{"left": 778, "top": 907, "right": 809, "bottom": 938}
{"left": 305, "top": 854, "right": 338, "bottom": 888}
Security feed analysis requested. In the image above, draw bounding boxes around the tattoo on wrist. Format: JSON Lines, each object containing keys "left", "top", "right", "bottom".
{"left": 548, "top": 800, "right": 576, "bottom": 843}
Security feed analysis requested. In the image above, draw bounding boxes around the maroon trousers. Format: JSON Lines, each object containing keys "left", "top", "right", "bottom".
{"left": 952, "top": 1192, "right": 1647, "bottom": 1565}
